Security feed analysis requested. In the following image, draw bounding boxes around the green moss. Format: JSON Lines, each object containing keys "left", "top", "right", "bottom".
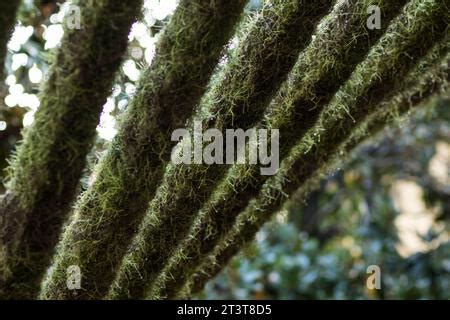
{"left": 0, "top": 0, "right": 143, "bottom": 299}
{"left": 150, "top": 0, "right": 449, "bottom": 298}
{"left": 2, "top": 0, "right": 447, "bottom": 301}
{"left": 108, "top": 0, "right": 334, "bottom": 299}
{"left": 0, "top": 0, "right": 21, "bottom": 81}
{"left": 183, "top": 48, "right": 450, "bottom": 298}
{"left": 40, "top": 0, "right": 247, "bottom": 300}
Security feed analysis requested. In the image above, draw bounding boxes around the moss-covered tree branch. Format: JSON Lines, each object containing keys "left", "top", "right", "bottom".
{"left": 151, "top": 1, "right": 449, "bottom": 297}
{"left": 40, "top": 0, "right": 248, "bottom": 300}
{"left": 108, "top": 0, "right": 334, "bottom": 299}
{"left": 0, "top": 0, "right": 143, "bottom": 299}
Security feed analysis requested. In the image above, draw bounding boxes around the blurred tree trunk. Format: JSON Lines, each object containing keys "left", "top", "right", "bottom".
{"left": 0, "top": 0, "right": 447, "bottom": 300}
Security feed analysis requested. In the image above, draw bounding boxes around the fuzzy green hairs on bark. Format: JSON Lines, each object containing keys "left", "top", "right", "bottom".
{"left": 0, "top": 0, "right": 21, "bottom": 80}
{"left": 150, "top": 1, "right": 449, "bottom": 297}
{"left": 0, "top": 0, "right": 143, "bottom": 299}
{"left": 108, "top": 0, "right": 334, "bottom": 299}
{"left": 40, "top": 0, "right": 248, "bottom": 300}
{"left": 179, "top": 48, "right": 450, "bottom": 299}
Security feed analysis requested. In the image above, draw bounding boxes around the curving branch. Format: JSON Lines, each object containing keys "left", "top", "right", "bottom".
{"left": 151, "top": 0, "right": 449, "bottom": 296}
{"left": 40, "top": 0, "right": 248, "bottom": 300}
{"left": 182, "top": 47, "right": 449, "bottom": 298}
{"left": 0, "top": 0, "right": 143, "bottom": 299}
{"left": 108, "top": 0, "right": 335, "bottom": 300}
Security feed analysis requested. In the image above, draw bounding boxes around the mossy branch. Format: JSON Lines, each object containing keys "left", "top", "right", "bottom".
{"left": 150, "top": 0, "right": 449, "bottom": 297}
{"left": 0, "top": 0, "right": 143, "bottom": 299}
{"left": 181, "top": 48, "right": 450, "bottom": 298}
{"left": 40, "top": 0, "right": 248, "bottom": 300}
{"left": 108, "top": 0, "right": 334, "bottom": 299}
{"left": 148, "top": 0, "right": 410, "bottom": 298}
{"left": 0, "top": 0, "right": 21, "bottom": 81}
